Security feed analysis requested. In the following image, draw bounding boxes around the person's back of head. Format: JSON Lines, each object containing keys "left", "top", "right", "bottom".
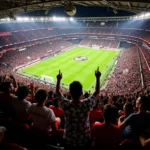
{"left": 69, "top": 81, "right": 82, "bottom": 100}
{"left": 0, "top": 82, "right": 11, "bottom": 93}
{"left": 103, "top": 104, "right": 118, "bottom": 124}
{"left": 35, "top": 88, "right": 48, "bottom": 104}
{"left": 16, "top": 86, "right": 29, "bottom": 100}
{"left": 103, "top": 98, "right": 108, "bottom": 106}
{"left": 53, "top": 99, "right": 59, "bottom": 107}
{"left": 112, "top": 96, "right": 118, "bottom": 103}
{"left": 84, "top": 92, "right": 89, "bottom": 98}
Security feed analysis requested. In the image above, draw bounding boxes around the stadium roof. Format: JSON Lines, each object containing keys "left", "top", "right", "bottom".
{"left": 0, "top": 0, "right": 149, "bottom": 19}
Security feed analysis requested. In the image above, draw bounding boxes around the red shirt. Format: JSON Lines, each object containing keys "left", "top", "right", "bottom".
{"left": 49, "top": 105, "right": 64, "bottom": 120}
{"left": 89, "top": 109, "right": 103, "bottom": 126}
{"left": 91, "top": 122, "right": 121, "bottom": 150}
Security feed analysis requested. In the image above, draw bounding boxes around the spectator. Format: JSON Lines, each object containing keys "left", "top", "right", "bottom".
{"left": 89, "top": 100, "right": 103, "bottom": 126}
{"left": 28, "top": 88, "right": 60, "bottom": 136}
{"left": 118, "top": 102, "right": 134, "bottom": 124}
{"left": 119, "top": 96, "right": 150, "bottom": 140}
{"left": 49, "top": 99, "right": 65, "bottom": 128}
{"left": 0, "top": 81, "right": 15, "bottom": 117}
{"left": 12, "top": 85, "right": 31, "bottom": 122}
{"left": 91, "top": 104, "right": 121, "bottom": 150}
{"left": 56, "top": 68, "right": 101, "bottom": 149}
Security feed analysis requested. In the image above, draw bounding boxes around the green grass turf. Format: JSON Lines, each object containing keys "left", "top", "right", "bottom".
{"left": 18, "top": 47, "right": 120, "bottom": 91}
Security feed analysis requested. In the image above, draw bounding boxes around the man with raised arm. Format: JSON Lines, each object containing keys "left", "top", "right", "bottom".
{"left": 56, "top": 67, "right": 101, "bottom": 150}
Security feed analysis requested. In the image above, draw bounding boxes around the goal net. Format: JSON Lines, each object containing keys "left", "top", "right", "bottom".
{"left": 41, "top": 75, "right": 54, "bottom": 83}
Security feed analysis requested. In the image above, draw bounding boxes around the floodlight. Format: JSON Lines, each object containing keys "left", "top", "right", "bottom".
{"left": 24, "top": 17, "right": 29, "bottom": 21}
{"left": 61, "top": 17, "right": 66, "bottom": 21}
{"left": 145, "top": 13, "right": 150, "bottom": 17}
{"left": 16, "top": 17, "right": 22, "bottom": 21}
{"left": 70, "top": 17, "right": 73, "bottom": 21}
{"left": 7, "top": 18, "right": 10, "bottom": 21}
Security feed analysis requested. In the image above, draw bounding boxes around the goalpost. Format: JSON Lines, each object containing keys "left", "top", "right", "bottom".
{"left": 41, "top": 75, "right": 54, "bottom": 83}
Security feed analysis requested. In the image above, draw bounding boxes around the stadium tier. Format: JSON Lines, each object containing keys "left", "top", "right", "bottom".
{"left": 0, "top": 17, "right": 150, "bottom": 150}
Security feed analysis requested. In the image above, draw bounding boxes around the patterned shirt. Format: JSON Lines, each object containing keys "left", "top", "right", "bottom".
{"left": 59, "top": 96, "right": 96, "bottom": 146}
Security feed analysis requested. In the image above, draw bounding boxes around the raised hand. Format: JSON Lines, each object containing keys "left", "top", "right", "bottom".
{"left": 9, "top": 74, "right": 15, "bottom": 79}
{"left": 30, "top": 82, "right": 34, "bottom": 90}
{"left": 95, "top": 67, "right": 101, "bottom": 78}
{"left": 57, "top": 70, "right": 62, "bottom": 81}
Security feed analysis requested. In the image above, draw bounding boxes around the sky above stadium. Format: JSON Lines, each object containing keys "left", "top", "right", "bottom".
{"left": 21, "top": 5, "right": 134, "bottom": 17}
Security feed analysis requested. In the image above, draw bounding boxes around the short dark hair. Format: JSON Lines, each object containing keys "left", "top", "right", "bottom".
{"left": 16, "top": 86, "right": 29, "bottom": 100}
{"left": 69, "top": 81, "right": 82, "bottom": 99}
{"left": 0, "top": 82, "right": 11, "bottom": 93}
{"left": 103, "top": 104, "right": 118, "bottom": 123}
{"left": 112, "top": 96, "right": 118, "bottom": 103}
{"left": 84, "top": 92, "right": 89, "bottom": 98}
{"left": 139, "top": 96, "right": 150, "bottom": 110}
{"left": 35, "top": 89, "right": 48, "bottom": 103}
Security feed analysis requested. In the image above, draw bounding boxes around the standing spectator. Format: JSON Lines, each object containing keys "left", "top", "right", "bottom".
{"left": 56, "top": 68, "right": 101, "bottom": 149}
{"left": 91, "top": 104, "right": 121, "bottom": 150}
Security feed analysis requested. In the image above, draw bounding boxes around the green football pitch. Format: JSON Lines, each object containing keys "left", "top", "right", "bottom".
{"left": 18, "top": 47, "right": 120, "bottom": 91}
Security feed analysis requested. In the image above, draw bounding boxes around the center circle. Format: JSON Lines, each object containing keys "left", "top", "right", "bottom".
{"left": 73, "top": 56, "right": 88, "bottom": 61}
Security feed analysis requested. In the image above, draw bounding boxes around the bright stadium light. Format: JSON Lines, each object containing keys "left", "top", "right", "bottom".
{"left": 145, "top": 12, "right": 150, "bottom": 17}
{"left": 70, "top": 17, "right": 74, "bottom": 21}
{"left": 61, "top": 17, "right": 66, "bottom": 21}
{"left": 31, "top": 18, "right": 34, "bottom": 21}
{"left": 24, "top": 17, "right": 29, "bottom": 21}
{"left": 16, "top": 17, "right": 23, "bottom": 21}
{"left": 7, "top": 18, "right": 10, "bottom": 21}
{"left": 52, "top": 16, "right": 56, "bottom": 21}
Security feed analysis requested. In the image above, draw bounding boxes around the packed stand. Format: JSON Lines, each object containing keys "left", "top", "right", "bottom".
{"left": 106, "top": 47, "right": 141, "bottom": 94}
{"left": 0, "top": 68, "right": 150, "bottom": 150}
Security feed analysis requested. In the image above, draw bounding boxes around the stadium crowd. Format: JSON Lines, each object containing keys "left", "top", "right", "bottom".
{"left": 0, "top": 67, "right": 150, "bottom": 150}
{"left": 0, "top": 23, "right": 150, "bottom": 150}
{"left": 106, "top": 47, "right": 141, "bottom": 94}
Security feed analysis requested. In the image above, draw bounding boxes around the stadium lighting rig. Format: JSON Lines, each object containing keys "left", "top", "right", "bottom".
{"left": 132, "top": 12, "right": 150, "bottom": 20}
{"left": 0, "top": 12, "right": 150, "bottom": 23}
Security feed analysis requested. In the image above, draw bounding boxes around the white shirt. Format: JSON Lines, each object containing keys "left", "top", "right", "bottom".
{"left": 28, "top": 103, "right": 56, "bottom": 131}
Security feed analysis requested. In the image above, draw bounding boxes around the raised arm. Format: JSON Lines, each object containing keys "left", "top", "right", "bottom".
{"left": 56, "top": 70, "right": 62, "bottom": 97}
{"left": 93, "top": 67, "right": 101, "bottom": 98}
{"left": 9, "top": 74, "right": 18, "bottom": 91}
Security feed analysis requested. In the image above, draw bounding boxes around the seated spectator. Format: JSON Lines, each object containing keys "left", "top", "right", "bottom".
{"left": 28, "top": 89, "right": 60, "bottom": 136}
{"left": 118, "top": 102, "right": 133, "bottom": 124}
{"left": 91, "top": 104, "right": 121, "bottom": 150}
{"left": 89, "top": 100, "right": 103, "bottom": 126}
{"left": 49, "top": 99, "right": 65, "bottom": 128}
{"left": 119, "top": 96, "right": 150, "bottom": 140}
{"left": 12, "top": 85, "right": 31, "bottom": 122}
{"left": 56, "top": 69, "right": 101, "bottom": 149}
